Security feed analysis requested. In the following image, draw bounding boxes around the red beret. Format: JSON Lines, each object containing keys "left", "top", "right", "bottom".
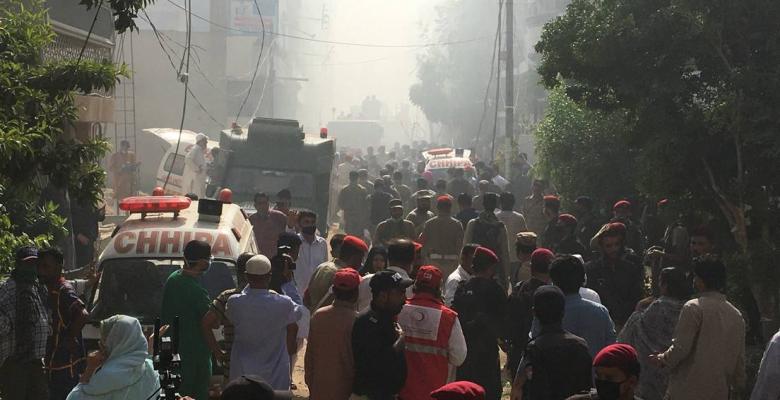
{"left": 530, "top": 248, "right": 555, "bottom": 268}
{"left": 606, "top": 222, "right": 626, "bottom": 234}
{"left": 413, "top": 241, "right": 423, "bottom": 252}
{"left": 543, "top": 195, "right": 560, "bottom": 206}
{"left": 613, "top": 200, "right": 631, "bottom": 210}
{"left": 341, "top": 235, "right": 368, "bottom": 253}
{"left": 657, "top": 198, "right": 669, "bottom": 208}
{"left": 333, "top": 268, "right": 361, "bottom": 290}
{"left": 437, "top": 195, "right": 453, "bottom": 205}
{"left": 430, "top": 381, "right": 485, "bottom": 400}
{"left": 557, "top": 213, "right": 578, "bottom": 226}
{"left": 593, "top": 343, "right": 640, "bottom": 377}
{"left": 473, "top": 246, "right": 499, "bottom": 264}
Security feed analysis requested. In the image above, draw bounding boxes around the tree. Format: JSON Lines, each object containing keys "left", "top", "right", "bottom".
{"left": 536, "top": 0, "right": 780, "bottom": 322}
{"left": 0, "top": 0, "right": 126, "bottom": 272}
{"left": 79, "top": 0, "right": 155, "bottom": 33}
{"left": 409, "top": 0, "right": 501, "bottom": 147}
{"left": 534, "top": 85, "right": 637, "bottom": 209}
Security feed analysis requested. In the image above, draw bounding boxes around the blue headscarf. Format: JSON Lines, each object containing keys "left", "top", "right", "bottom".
{"left": 67, "top": 315, "right": 159, "bottom": 400}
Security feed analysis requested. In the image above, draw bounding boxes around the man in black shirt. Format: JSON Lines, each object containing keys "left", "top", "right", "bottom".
{"left": 511, "top": 285, "right": 593, "bottom": 400}
{"left": 453, "top": 247, "right": 508, "bottom": 400}
{"left": 352, "top": 270, "right": 413, "bottom": 399}
{"left": 506, "top": 248, "right": 554, "bottom": 375}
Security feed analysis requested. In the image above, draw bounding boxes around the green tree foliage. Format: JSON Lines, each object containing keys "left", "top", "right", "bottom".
{"left": 536, "top": 0, "right": 780, "bottom": 250}
{"left": 0, "top": 0, "right": 126, "bottom": 273}
{"left": 534, "top": 85, "right": 637, "bottom": 208}
{"left": 78, "top": 0, "right": 155, "bottom": 33}
{"left": 536, "top": 0, "right": 780, "bottom": 321}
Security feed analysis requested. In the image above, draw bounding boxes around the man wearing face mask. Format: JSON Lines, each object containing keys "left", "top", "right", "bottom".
{"left": 295, "top": 210, "right": 327, "bottom": 294}
{"left": 567, "top": 343, "right": 642, "bottom": 400}
{"left": 161, "top": 240, "right": 214, "bottom": 400}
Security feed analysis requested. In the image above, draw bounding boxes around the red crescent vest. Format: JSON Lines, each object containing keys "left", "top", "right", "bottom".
{"left": 398, "top": 292, "right": 458, "bottom": 400}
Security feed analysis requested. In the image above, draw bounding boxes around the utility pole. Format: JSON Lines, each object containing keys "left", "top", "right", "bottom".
{"left": 504, "top": 0, "right": 514, "bottom": 177}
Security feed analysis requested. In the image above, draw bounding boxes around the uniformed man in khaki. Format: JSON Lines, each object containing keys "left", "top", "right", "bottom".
{"left": 513, "top": 231, "right": 538, "bottom": 285}
{"left": 407, "top": 190, "right": 436, "bottom": 237}
{"left": 374, "top": 199, "right": 416, "bottom": 246}
{"left": 419, "top": 195, "right": 464, "bottom": 278}
{"left": 338, "top": 170, "right": 369, "bottom": 237}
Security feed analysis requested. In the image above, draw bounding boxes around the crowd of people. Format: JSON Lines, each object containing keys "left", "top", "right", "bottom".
{"left": 1, "top": 142, "right": 778, "bottom": 400}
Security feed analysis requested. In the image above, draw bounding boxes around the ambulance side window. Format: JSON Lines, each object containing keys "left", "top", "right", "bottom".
{"left": 163, "top": 153, "right": 185, "bottom": 175}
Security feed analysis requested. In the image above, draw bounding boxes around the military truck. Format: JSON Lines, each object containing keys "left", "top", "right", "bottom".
{"left": 213, "top": 118, "right": 335, "bottom": 233}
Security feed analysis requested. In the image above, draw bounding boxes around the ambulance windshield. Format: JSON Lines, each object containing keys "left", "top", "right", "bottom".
{"left": 90, "top": 258, "right": 237, "bottom": 322}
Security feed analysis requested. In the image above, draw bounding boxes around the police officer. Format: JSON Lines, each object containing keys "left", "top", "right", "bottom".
{"left": 375, "top": 199, "right": 416, "bottom": 246}
{"left": 407, "top": 191, "right": 436, "bottom": 236}
{"left": 419, "top": 196, "right": 464, "bottom": 278}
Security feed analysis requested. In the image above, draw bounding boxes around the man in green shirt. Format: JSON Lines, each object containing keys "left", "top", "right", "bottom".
{"left": 161, "top": 240, "right": 214, "bottom": 400}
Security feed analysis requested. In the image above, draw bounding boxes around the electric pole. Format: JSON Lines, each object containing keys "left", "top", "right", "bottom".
{"left": 504, "top": 0, "right": 514, "bottom": 176}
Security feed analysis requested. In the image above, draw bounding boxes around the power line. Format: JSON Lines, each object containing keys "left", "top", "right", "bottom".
{"left": 162, "top": 0, "right": 192, "bottom": 191}
{"left": 165, "top": 0, "right": 487, "bottom": 48}
{"left": 141, "top": 11, "right": 224, "bottom": 129}
{"left": 234, "top": 0, "right": 266, "bottom": 123}
{"left": 475, "top": 0, "right": 504, "bottom": 149}
{"left": 77, "top": 0, "right": 105, "bottom": 64}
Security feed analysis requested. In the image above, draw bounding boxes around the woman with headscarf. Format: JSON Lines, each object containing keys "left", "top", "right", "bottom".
{"left": 618, "top": 267, "right": 689, "bottom": 400}
{"left": 360, "top": 246, "right": 388, "bottom": 276}
{"left": 67, "top": 315, "right": 159, "bottom": 400}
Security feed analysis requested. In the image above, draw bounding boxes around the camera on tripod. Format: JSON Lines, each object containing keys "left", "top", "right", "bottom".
{"left": 153, "top": 316, "right": 182, "bottom": 399}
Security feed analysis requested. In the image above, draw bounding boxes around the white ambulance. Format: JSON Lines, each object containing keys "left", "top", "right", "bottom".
{"left": 84, "top": 194, "right": 257, "bottom": 341}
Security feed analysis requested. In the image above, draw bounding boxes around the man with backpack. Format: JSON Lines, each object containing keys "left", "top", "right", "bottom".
{"left": 464, "top": 192, "right": 510, "bottom": 290}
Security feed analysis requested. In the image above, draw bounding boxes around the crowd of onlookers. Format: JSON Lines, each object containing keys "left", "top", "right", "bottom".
{"left": 2, "top": 141, "right": 780, "bottom": 400}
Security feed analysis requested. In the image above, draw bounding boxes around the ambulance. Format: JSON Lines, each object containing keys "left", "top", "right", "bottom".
{"left": 83, "top": 194, "right": 257, "bottom": 342}
{"left": 143, "top": 128, "right": 219, "bottom": 195}
{"left": 422, "top": 147, "right": 475, "bottom": 182}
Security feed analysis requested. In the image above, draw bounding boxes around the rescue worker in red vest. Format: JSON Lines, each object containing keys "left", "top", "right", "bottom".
{"left": 398, "top": 265, "right": 467, "bottom": 399}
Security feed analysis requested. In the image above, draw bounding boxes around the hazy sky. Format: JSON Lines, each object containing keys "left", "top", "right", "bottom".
{"left": 295, "top": 0, "right": 443, "bottom": 129}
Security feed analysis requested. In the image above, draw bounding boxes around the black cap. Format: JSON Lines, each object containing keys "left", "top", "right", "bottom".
{"left": 15, "top": 245, "right": 38, "bottom": 263}
{"left": 370, "top": 270, "right": 414, "bottom": 294}
{"left": 183, "top": 240, "right": 211, "bottom": 262}
{"left": 533, "top": 285, "right": 565, "bottom": 324}
{"left": 277, "top": 232, "right": 302, "bottom": 248}
{"left": 221, "top": 375, "right": 292, "bottom": 400}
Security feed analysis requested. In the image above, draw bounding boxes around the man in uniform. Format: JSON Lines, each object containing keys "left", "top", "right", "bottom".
{"left": 611, "top": 200, "right": 646, "bottom": 256}
{"left": 419, "top": 196, "right": 464, "bottom": 278}
{"left": 452, "top": 247, "right": 507, "bottom": 400}
{"left": 304, "top": 235, "right": 368, "bottom": 312}
{"left": 464, "top": 192, "right": 511, "bottom": 290}
{"left": 540, "top": 195, "right": 563, "bottom": 250}
{"left": 446, "top": 168, "right": 475, "bottom": 201}
{"left": 399, "top": 266, "right": 467, "bottom": 399}
{"left": 522, "top": 179, "right": 548, "bottom": 235}
{"left": 161, "top": 240, "right": 213, "bottom": 400}
{"left": 556, "top": 214, "right": 588, "bottom": 258}
{"left": 574, "top": 196, "right": 602, "bottom": 252}
{"left": 407, "top": 191, "right": 436, "bottom": 237}
{"left": 514, "top": 232, "right": 538, "bottom": 284}
{"left": 338, "top": 171, "right": 370, "bottom": 237}
{"left": 392, "top": 171, "right": 413, "bottom": 211}
{"left": 496, "top": 192, "right": 527, "bottom": 283}
{"left": 368, "top": 179, "right": 394, "bottom": 232}
{"left": 375, "top": 199, "right": 416, "bottom": 246}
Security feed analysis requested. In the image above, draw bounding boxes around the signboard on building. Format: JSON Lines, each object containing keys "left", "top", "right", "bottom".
{"left": 229, "top": 0, "right": 277, "bottom": 35}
